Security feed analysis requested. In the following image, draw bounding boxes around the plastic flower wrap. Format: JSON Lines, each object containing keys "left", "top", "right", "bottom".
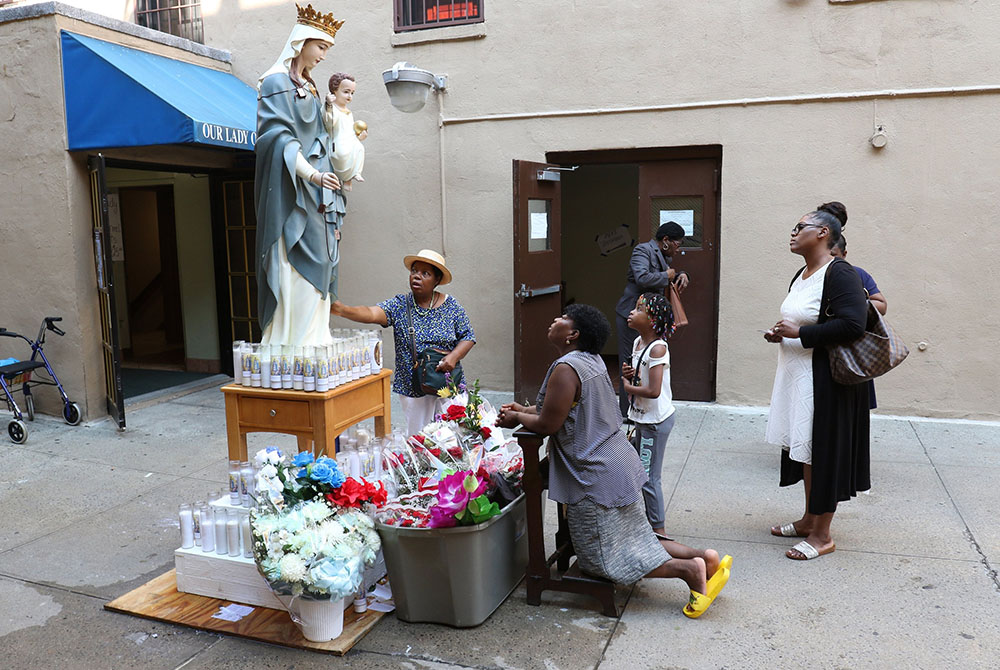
{"left": 249, "top": 448, "right": 384, "bottom": 600}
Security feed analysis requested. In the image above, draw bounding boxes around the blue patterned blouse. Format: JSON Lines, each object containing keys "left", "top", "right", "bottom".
{"left": 377, "top": 293, "right": 476, "bottom": 397}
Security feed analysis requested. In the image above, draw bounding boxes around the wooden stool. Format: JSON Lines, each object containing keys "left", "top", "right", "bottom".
{"left": 516, "top": 429, "right": 620, "bottom": 617}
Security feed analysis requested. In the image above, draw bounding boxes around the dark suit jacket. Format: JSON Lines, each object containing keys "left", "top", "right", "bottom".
{"left": 615, "top": 240, "right": 676, "bottom": 319}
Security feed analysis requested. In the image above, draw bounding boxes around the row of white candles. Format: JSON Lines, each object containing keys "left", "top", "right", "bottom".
{"left": 233, "top": 329, "right": 383, "bottom": 392}
{"left": 179, "top": 427, "right": 404, "bottom": 552}
{"left": 178, "top": 499, "right": 253, "bottom": 558}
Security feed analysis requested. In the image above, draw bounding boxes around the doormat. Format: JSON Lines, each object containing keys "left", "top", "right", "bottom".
{"left": 104, "top": 569, "right": 385, "bottom": 656}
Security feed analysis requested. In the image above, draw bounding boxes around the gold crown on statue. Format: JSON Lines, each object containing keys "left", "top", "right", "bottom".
{"left": 295, "top": 3, "right": 345, "bottom": 41}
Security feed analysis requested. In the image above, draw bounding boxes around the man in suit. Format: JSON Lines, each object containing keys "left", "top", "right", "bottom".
{"left": 615, "top": 221, "right": 690, "bottom": 418}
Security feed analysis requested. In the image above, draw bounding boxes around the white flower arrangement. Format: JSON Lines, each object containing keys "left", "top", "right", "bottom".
{"left": 249, "top": 448, "right": 382, "bottom": 601}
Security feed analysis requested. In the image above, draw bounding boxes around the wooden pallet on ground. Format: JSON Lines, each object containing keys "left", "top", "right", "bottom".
{"left": 104, "top": 569, "right": 385, "bottom": 656}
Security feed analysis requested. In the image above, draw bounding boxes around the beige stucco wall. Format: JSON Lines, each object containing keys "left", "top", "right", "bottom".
{"left": 0, "top": 14, "right": 102, "bottom": 419}
{"left": 194, "top": 0, "right": 1000, "bottom": 419}
{"left": 3, "top": 1, "right": 998, "bottom": 421}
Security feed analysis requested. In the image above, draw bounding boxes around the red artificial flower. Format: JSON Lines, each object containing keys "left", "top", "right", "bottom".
{"left": 401, "top": 518, "right": 414, "bottom": 527}
{"left": 447, "top": 446, "right": 464, "bottom": 458}
{"left": 329, "top": 477, "right": 366, "bottom": 507}
{"left": 443, "top": 405, "right": 467, "bottom": 421}
{"left": 412, "top": 434, "right": 426, "bottom": 444}
{"left": 428, "top": 447, "right": 442, "bottom": 458}
{"left": 480, "top": 426, "right": 492, "bottom": 440}
{"left": 364, "top": 480, "right": 388, "bottom": 507}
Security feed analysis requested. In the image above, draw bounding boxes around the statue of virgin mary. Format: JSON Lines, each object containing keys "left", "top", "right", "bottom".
{"left": 255, "top": 4, "right": 347, "bottom": 347}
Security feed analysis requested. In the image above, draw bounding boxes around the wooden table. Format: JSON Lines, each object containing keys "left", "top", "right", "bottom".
{"left": 221, "top": 369, "right": 393, "bottom": 461}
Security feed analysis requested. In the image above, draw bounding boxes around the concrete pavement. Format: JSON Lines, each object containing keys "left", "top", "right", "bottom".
{"left": 1, "top": 382, "right": 998, "bottom": 669}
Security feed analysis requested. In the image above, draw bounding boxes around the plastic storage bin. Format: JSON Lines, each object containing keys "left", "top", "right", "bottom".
{"left": 376, "top": 494, "right": 527, "bottom": 627}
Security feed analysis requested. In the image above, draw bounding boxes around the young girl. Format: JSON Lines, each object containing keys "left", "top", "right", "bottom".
{"left": 324, "top": 72, "right": 367, "bottom": 190}
{"left": 621, "top": 292, "right": 675, "bottom": 536}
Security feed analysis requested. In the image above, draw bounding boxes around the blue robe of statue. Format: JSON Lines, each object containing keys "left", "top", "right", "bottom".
{"left": 255, "top": 72, "right": 346, "bottom": 339}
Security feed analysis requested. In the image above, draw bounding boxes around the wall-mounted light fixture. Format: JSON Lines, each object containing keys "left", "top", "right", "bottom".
{"left": 381, "top": 62, "right": 447, "bottom": 113}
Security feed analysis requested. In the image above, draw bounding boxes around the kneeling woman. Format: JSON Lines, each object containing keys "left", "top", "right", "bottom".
{"left": 497, "top": 304, "right": 730, "bottom": 618}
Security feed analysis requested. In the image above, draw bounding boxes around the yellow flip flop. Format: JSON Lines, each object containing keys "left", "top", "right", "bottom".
{"left": 683, "top": 566, "right": 730, "bottom": 619}
{"left": 707, "top": 555, "right": 732, "bottom": 598}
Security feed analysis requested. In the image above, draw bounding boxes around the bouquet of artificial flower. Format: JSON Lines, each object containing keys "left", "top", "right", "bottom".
{"left": 435, "top": 376, "right": 501, "bottom": 448}
{"left": 250, "top": 448, "right": 384, "bottom": 601}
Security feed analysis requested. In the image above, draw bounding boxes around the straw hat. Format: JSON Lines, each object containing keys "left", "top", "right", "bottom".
{"left": 403, "top": 249, "right": 452, "bottom": 285}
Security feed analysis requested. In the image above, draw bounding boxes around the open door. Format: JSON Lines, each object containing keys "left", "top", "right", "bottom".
{"left": 88, "top": 154, "right": 126, "bottom": 428}
{"left": 513, "top": 160, "right": 562, "bottom": 404}
{"left": 637, "top": 158, "right": 720, "bottom": 401}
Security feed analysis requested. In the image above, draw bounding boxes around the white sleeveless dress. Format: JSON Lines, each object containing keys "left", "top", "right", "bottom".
{"left": 765, "top": 260, "right": 833, "bottom": 464}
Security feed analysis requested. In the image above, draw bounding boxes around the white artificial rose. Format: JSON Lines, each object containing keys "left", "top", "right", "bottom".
{"left": 253, "top": 448, "right": 271, "bottom": 467}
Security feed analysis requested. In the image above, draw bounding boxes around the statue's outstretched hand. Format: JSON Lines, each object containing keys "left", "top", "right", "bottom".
{"left": 330, "top": 300, "right": 344, "bottom": 316}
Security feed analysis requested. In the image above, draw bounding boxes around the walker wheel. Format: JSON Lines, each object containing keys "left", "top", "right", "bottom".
{"left": 8, "top": 419, "right": 27, "bottom": 444}
{"left": 63, "top": 402, "right": 82, "bottom": 426}
{"left": 25, "top": 394, "right": 35, "bottom": 422}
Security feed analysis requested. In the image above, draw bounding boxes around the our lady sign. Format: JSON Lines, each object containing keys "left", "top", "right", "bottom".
{"left": 201, "top": 123, "right": 257, "bottom": 150}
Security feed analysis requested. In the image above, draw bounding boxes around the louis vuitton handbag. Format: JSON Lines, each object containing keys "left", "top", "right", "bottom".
{"left": 828, "top": 300, "right": 909, "bottom": 385}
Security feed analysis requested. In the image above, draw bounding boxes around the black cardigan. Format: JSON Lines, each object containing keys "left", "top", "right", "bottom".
{"left": 779, "top": 258, "right": 872, "bottom": 514}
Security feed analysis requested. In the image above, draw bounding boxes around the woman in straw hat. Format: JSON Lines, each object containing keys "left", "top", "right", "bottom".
{"left": 331, "top": 250, "right": 476, "bottom": 435}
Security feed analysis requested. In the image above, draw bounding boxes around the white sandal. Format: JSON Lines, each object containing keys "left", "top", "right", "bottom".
{"left": 787, "top": 540, "right": 835, "bottom": 561}
{"left": 774, "top": 523, "right": 798, "bottom": 537}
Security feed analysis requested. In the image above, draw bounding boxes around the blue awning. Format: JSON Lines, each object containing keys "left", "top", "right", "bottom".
{"left": 61, "top": 31, "right": 257, "bottom": 151}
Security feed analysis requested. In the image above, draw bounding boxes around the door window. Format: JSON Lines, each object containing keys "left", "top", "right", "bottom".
{"left": 651, "top": 195, "right": 704, "bottom": 248}
{"left": 528, "top": 199, "right": 551, "bottom": 252}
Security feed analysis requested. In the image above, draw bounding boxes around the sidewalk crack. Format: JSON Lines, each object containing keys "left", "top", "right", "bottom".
{"left": 909, "top": 420, "right": 1000, "bottom": 592}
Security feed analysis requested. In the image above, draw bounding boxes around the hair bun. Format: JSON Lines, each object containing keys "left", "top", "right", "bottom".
{"left": 817, "top": 201, "right": 848, "bottom": 227}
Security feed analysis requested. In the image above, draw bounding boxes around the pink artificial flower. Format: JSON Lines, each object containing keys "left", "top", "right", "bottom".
{"left": 427, "top": 470, "right": 487, "bottom": 528}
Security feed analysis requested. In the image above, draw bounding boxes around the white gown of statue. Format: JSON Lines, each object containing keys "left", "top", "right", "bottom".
{"left": 323, "top": 105, "right": 365, "bottom": 183}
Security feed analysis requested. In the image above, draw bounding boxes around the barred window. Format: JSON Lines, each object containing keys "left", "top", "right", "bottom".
{"left": 136, "top": 0, "right": 204, "bottom": 44}
{"left": 394, "top": 1, "right": 483, "bottom": 33}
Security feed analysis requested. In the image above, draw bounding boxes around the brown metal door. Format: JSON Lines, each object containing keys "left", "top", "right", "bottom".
{"left": 513, "top": 160, "right": 562, "bottom": 404}
{"left": 637, "top": 158, "right": 720, "bottom": 401}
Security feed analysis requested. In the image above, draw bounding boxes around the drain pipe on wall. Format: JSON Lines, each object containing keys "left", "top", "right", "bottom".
{"left": 438, "top": 90, "right": 448, "bottom": 257}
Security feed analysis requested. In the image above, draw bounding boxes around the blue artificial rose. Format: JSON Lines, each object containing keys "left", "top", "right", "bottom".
{"left": 292, "top": 452, "right": 315, "bottom": 467}
{"left": 326, "top": 466, "right": 346, "bottom": 488}
{"left": 309, "top": 462, "right": 335, "bottom": 484}
{"left": 308, "top": 556, "right": 363, "bottom": 598}
{"left": 315, "top": 456, "right": 336, "bottom": 468}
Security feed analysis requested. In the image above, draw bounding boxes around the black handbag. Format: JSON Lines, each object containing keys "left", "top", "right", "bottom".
{"left": 406, "top": 295, "right": 463, "bottom": 396}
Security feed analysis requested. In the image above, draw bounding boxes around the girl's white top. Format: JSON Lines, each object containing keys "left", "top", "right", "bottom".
{"left": 627, "top": 336, "right": 674, "bottom": 424}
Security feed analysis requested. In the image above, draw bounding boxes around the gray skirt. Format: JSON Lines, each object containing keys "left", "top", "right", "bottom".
{"left": 566, "top": 499, "right": 670, "bottom": 585}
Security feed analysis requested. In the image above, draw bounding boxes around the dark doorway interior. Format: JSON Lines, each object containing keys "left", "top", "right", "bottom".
{"left": 545, "top": 146, "right": 722, "bottom": 402}
{"left": 118, "top": 185, "right": 185, "bottom": 371}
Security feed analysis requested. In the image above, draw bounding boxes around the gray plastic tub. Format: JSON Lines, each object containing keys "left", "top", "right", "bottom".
{"left": 376, "top": 494, "right": 527, "bottom": 627}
